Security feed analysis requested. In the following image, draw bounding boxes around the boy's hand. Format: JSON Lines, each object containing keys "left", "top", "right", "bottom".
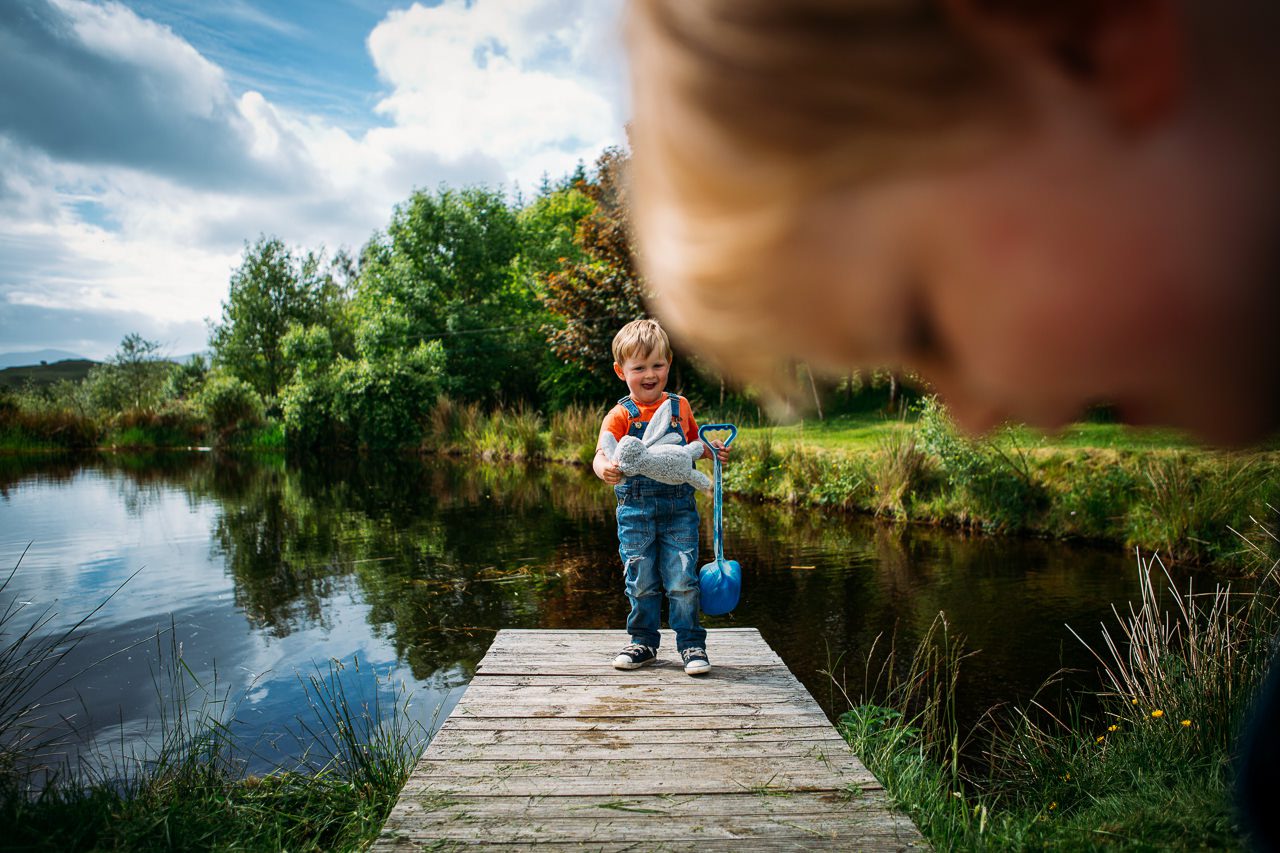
{"left": 707, "top": 439, "right": 730, "bottom": 464}
{"left": 594, "top": 450, "right": 624, "bottom": 485}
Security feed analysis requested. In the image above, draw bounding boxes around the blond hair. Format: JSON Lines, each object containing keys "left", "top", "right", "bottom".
{"left": 612, "top": 318, "right": 673, "bottom": 365}
{"left": 625, "top": 0, "right": 1023, "bottom": 393}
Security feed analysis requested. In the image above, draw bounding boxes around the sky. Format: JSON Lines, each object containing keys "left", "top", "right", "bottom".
{"left": 0, "top": 0, "right": 627, "bottom": 360}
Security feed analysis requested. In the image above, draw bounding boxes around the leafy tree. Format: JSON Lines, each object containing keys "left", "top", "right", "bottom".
{"left": 85, "top": 334, "right": 174, "bottom": 413}
{"left": 210, "top": 237, "right": 349, "bottom": 403}
{"left": 516, "top": 184, "right": 595, "bottom": 276}
{"left": 540, "top": 147, "right": 646, "bottom": 383}
{"left": 357, "top": 187, "right": 538, "bottom": 405}
{"left": 163, "top": 354, "right": 209, "bottom": 401}
{"left": 280, "top": 316, "right": 446, "bottom": 449}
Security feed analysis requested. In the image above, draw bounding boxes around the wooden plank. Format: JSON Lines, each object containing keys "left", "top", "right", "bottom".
{"left": 421, "top": 741, "right": 848, "bottom": 761}
{"left": 439, "top": 714, "right": 833, "bottom": 731}
{"left": 455, "top": 682, "right": 813, "bottom": 702}
{"left": 377, "top": 839, "right": 917, "bottom": 851}
{"left": 374, "top": 629, "right": 926, "bottom": 851}
{"left": 388, "top": 791, "right": 895, "bottom": 820}
{"left": 430, "top": 722, "right": 849, "bottom": 742}
{"left": 399, "top": 777, "right": 873, "bottom": 798}
{"left": 471, "top": 672, "right": 808, "bottom": 687}
{"left": 381, "top": 814, "right": 916, "bottom": 845}
{"left": 474, "top": 663, "right": 788, "bottom": 677}
{"left": 452, "top": 702, "right": 819, "bottom": 719}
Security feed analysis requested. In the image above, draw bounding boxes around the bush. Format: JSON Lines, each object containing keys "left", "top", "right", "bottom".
{"left": 916, "top": 396, "right": 1045, "bottom": 532}
{"left": 330, "top": 342, "right": 446, "bottom": 449}
{"left": 197, "top": 374, "right": 265, "bottom": 440}
{"left": 107, "top": 403, "right": 204, "bottom": 448}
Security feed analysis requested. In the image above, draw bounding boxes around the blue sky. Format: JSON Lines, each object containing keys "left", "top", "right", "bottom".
{"left": 0, "top": 0, "right": 626, "bottom": 360}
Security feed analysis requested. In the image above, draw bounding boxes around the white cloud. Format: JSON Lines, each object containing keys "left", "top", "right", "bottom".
{"left": 368, "top": 0, "right": 624, "bottom": 187}
{"left": 0, "top": 0, "right": 626, "bottom": 358}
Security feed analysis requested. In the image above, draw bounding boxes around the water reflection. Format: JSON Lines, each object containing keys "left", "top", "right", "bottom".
{"left": 0, "top": 452, "right": 1196, "bottom": 774}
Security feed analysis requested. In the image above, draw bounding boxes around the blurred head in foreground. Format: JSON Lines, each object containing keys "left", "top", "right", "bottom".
{"left": 626, "top": 0, "right": 1280, "bottom": 445}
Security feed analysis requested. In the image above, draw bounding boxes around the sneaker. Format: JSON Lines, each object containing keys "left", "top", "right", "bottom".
{"left": 613, "top": 643, "right": 657, "bottom": 670}
{"left": 682, "top": 647, "right": 711, "bottom": 676}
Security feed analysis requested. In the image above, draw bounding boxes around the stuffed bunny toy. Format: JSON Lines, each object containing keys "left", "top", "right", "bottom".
{"left": 601, "top": 398, "right": 712, "bottom": 492}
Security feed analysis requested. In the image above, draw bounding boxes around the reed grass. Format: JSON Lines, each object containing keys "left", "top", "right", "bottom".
{"left": 868, "top": 427, "right": 929, "bottom": 519}
{"left": 548, "top": 404, "right": 598, "bottom": 465}
{"left": 0, "top": 558, "right": 429, "bottom": 852}
{"left": 836, "top": 547, "right": 1275, "bottom": 849}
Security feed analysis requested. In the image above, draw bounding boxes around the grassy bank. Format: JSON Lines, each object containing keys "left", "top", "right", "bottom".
{"left": 418, "top": 395, "right": 1280, "bottom": 571}
{"left": 720, "top": 400, "right": 1280, "bottom": 569}
{"left": 11, "top": 391, "right": 1276, "bottom": 569}
{"left": 0, "top": 410, "right": 283, "bottom": 452}
{"left": 836, "top": 548, "right": 1274, "bottom": 850}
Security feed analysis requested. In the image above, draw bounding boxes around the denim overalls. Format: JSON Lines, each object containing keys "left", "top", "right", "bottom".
{"left": 613, "top": 393, "right": 707, "bottom": 653}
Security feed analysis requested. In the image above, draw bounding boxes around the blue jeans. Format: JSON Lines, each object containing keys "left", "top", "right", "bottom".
{"left": 614, "top": 476, "right": 706, "bottom": 652}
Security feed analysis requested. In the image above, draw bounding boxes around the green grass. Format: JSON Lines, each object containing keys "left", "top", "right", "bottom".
{"left": 835, "top": 549, "right": 1272, "bottom": 849}
{"left": 742, "top": 411, "right": 1197, "bottom": 454}
{"left": 717, "top": 400, "right": 1280, "bottom": 569}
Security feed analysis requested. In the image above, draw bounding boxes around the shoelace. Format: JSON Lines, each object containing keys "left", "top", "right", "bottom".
{"left": 682, "top": 648, "right": 705, "bottom": 661}
{"left": 622, "top": 643, "right": 652, "bottom": 655}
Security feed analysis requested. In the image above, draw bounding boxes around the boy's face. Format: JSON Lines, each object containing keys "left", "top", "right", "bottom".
{"left": 695, "top": 87, "right": 1280, "bottom": 446}
{"left": 614, "top": 349, "right": 670, "bottom": 405}
{"left": 632, "top": 1, "right": 1280, "bottom": 447}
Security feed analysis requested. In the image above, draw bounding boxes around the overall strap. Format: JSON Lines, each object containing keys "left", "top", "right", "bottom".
{"left": 617, "top": 396, "right": 641, "bottom": 418}
{"left": 663, "top": 393, "right": 686, "bottom": 444}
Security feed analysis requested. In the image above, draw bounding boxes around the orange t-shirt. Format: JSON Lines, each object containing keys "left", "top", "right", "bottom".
{"left": 601, "top": 393, "right": 700, "bottom": 445}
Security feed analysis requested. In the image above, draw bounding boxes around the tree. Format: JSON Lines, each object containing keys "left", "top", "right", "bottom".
{"left": 539, "top": 148, "right": 645, "bottom": 380}
{"left": 85, "top": 334, "right": 173, "bottom": 413}
{"left": 357, "top": 187, "right": 539, "bottom": 405}
{"left": 210, "top": 237, "right": 348, "bottom": 403}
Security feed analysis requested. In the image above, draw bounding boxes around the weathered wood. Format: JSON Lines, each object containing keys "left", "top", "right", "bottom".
{"left": 375, "top": 629, "right": 926, "bottom": 851}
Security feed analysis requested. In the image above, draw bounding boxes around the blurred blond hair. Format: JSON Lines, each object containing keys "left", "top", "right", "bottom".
{"left": 625, "top": 0, "right": 1023, "bottom": 397}
{"left": 612, "top": 317, "right": 673, "bottom": 365}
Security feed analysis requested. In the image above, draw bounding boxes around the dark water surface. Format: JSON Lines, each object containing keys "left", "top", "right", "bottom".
{"left": 0, "top": 452, "right": 1199, "bottom": 773}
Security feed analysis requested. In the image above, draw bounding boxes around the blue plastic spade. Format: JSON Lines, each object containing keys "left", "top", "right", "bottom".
{"left": 698, "top": 423, "right": 740, "bottom": 616}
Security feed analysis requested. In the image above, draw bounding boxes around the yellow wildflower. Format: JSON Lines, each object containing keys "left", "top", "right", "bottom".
{"left": 1131, "top": 698, "right": 1139, "bottom": 705}
{"left": 1096, "top": 735, "right": 1105, "bottom": 744}
{"left": 1049, "top": 802, "right": 1058, "bottom": 811}
{"left": 1181, "top": 719, "right": 1192, "bottom": 727}
{"left": 1151, "top": 709, "right": 1165, "bottom": 719}
{"left": 1108, "top": 724, "right": 1119, "bottom": 733}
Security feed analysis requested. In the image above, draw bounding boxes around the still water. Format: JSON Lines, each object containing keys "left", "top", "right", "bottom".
{"left": 0, "top": 452, "right": 1185, "bottom": 773}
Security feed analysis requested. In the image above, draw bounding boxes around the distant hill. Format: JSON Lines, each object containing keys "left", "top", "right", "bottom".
{"left": 0, "top": 359, "right": 100, "bottom": 390}
{"left": 0, "top": 349, "right": 89, "bottom": 370}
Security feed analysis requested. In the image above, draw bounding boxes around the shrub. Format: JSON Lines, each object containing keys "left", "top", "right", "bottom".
{"left": 916, "top": 396, "right": 1045, "bottom": 532}
{"left": 197, "top": 374, "right": 265, "bottom": 440}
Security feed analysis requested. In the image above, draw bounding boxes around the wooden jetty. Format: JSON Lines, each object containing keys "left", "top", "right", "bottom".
{"left": 374, "top": 628, "right": 926, "bottom": 850}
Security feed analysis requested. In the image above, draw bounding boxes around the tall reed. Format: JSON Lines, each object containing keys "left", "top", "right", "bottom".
{"left": 835, "top": 548, "right": 1276, "bottom": 849}
{"left": 0, "top": 566, "right": 429, "bottom": 851}
{"left": 549, "top": 404, "right": 599, "bottom": 465}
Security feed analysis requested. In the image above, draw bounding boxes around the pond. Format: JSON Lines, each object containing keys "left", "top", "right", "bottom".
{"left": 0, "top": 451, "right": 1200, "bottom": 776}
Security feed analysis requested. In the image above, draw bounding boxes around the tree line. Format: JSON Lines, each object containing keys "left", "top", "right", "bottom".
{"left": 4, "top": 147, "right": 904, "bottom": 450}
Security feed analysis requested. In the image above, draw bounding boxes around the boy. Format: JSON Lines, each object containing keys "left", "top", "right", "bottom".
{"left": 594, "top": 318, "right": 729, "bottom": 676}
{"left": 624, "top": 0, "right": 1279, "bottom": 844}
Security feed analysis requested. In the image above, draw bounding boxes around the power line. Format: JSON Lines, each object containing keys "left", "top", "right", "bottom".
{"left": 413, "top": 314, "right": 640, "bottom": 341}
